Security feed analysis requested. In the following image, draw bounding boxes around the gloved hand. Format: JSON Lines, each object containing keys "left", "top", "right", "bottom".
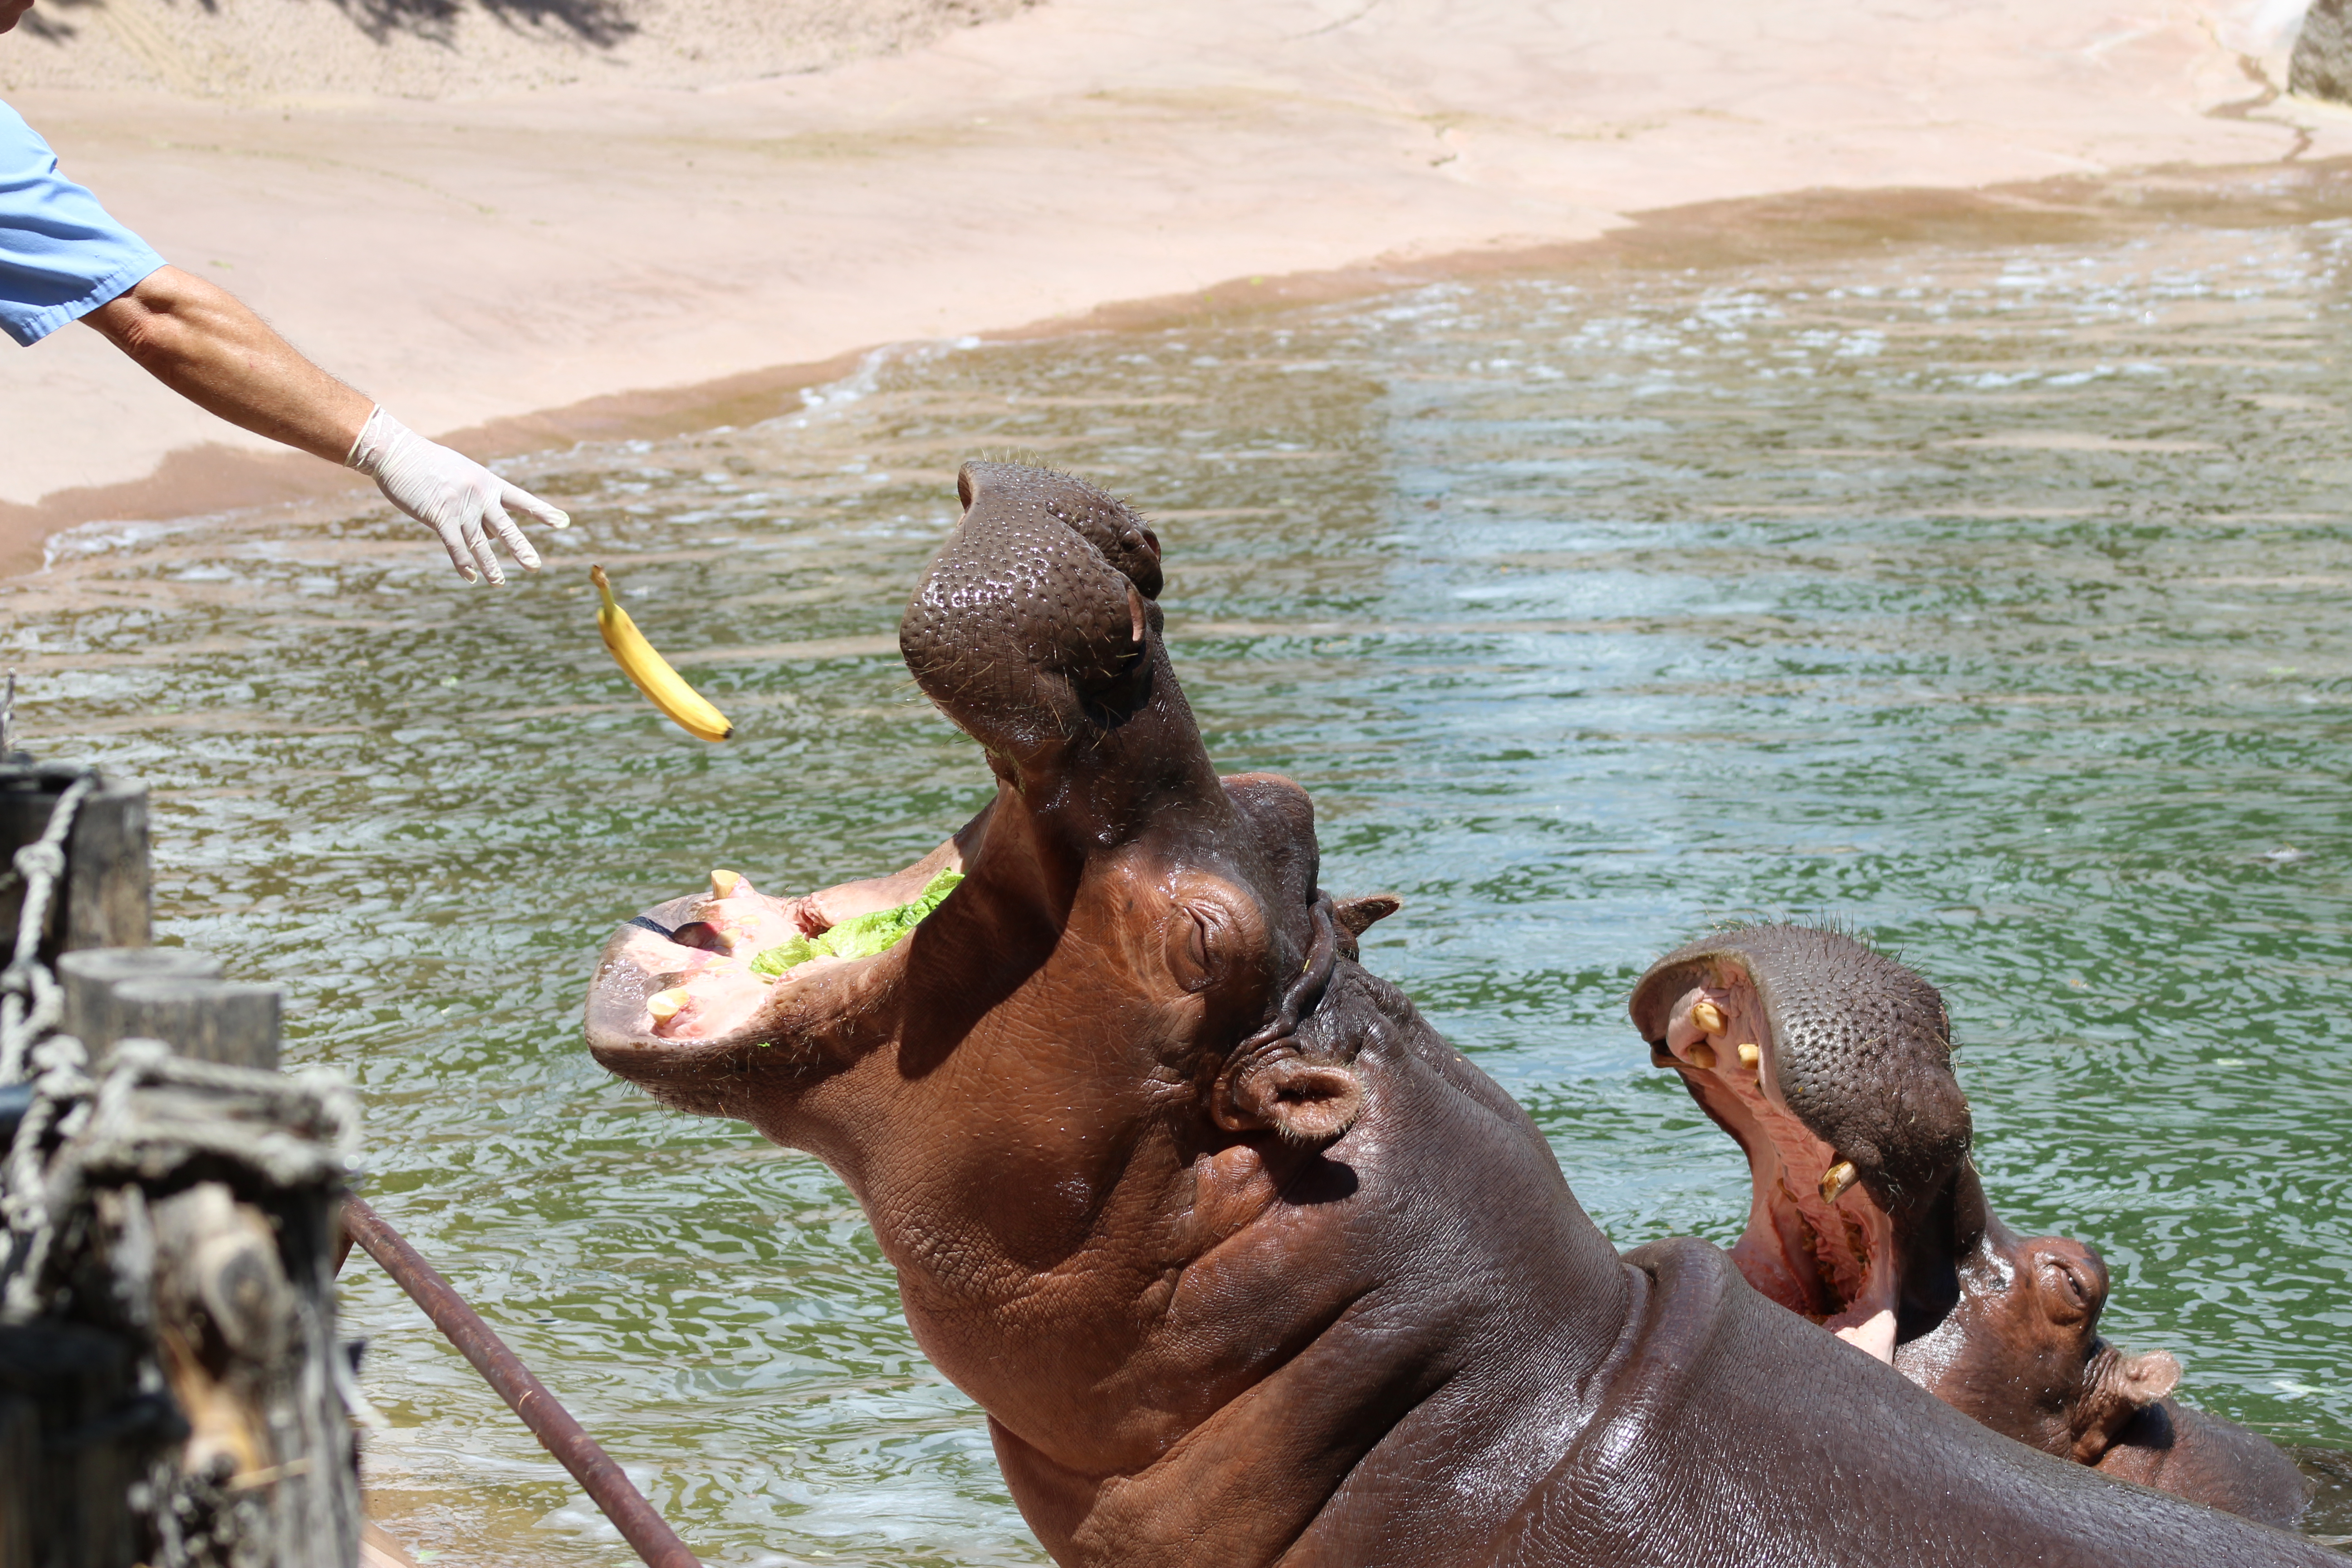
{"left": 344, "top": 405, "right": 569, "bottom": 585}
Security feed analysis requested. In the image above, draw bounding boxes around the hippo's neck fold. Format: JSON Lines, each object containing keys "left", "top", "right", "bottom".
{"left": 937, "top": 970, "right": 1637, "bottom": 1568}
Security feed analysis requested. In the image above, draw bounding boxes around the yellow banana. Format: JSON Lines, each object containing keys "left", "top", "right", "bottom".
{"left": 592, "top": 564, "right": 734, "bottom": 743}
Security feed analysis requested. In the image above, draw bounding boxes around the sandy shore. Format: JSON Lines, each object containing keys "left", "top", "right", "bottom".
{"left": 3, "top": 0, "right": 2347, "bottom": 572}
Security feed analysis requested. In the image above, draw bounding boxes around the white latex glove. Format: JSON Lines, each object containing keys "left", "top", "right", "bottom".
{"left": 344, "top": 405, "right": 569, "bottom": 585}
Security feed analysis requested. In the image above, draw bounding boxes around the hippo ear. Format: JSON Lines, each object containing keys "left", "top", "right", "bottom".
{"left": 2068, "top": 1343, "right": 2182, "bottom": 1464}
{"left": 1215, "top": 1052, "right": 1365, "bottom": 1145}
{"left": 1333, "top": 893, "right": 1402, "bottom": 938}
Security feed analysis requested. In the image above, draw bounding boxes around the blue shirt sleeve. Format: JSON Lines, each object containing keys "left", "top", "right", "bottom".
{"left": 0, "top": 98, "right": 167, "bottom": 348}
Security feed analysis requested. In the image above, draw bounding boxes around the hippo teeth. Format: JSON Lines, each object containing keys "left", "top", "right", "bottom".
{"left": 1819, "top": 1160, "right": 1860, "bottom": 1204}
{"left": 1688, "top": 1043, "right": 1717, "bottom": 1070}
{"left": 1737, "top": 1042, "right": 1762, "bottom": 1068}
{"left": 1690, "top": 1000, "right": 1727, "bottom": 1034}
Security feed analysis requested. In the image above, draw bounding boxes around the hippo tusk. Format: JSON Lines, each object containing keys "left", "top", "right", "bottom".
{"left": 1690, "top": 1000, "right": 1726, "bottom": 1034}
{"left": 1819, "top": 1160, "right": 1859, "bottom": 1204}
{"left": 1687, "top": 1043, "right": 1717, "bottom": 1070}
{"left": 1737, "top": 1042, "right": 1761, "bottom": 1068}
{"left": 710, "top": 868, "right": 742, "bottom": 898}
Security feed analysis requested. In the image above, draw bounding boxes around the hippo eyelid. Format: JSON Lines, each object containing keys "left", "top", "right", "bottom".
{"left": 1176, "top": 905, "right": 1215, "bottom": 988}
{"left": 1162, "top": 892, "right": 1253, "bottom": 995}
{"left": 2039, "top": 1254, "right": 2093, "bottom": 1311}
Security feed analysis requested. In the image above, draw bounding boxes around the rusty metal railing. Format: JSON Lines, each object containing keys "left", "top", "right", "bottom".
{"left": 343, "top": 1196, "right": 702, "bottom": 1568}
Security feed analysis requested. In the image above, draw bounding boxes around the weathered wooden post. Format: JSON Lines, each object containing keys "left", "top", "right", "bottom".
{"left": 0, "top": 750, "right": 361, "bottom": 1568}
{"left": 61, "top": 951, "right": 282, "bottom": 1072}
{"left": 0, "top": 762, "right": 152, "bottom": 959}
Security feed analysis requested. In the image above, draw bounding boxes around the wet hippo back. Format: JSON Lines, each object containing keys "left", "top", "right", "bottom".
{"left": 1495, "top": 1239, "right": 2320, "bottom": 1567}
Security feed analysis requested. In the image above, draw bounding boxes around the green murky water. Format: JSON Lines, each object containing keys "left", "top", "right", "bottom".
{"left": 7, "top": 200, "right": 2352, "bottom": 1564}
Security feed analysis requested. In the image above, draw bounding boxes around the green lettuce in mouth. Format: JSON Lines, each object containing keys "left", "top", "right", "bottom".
{"left": 749, "top": 867, "right": 964, "bottom": 980}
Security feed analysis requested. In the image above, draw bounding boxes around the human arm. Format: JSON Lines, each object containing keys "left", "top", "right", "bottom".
{"left": 83, "top": 265, "right": 565, "bottom": 583}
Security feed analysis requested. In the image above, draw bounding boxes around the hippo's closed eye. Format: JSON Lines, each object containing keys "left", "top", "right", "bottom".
{"left": 1162, "top": 885, "right": 1258, "bottom": 995}
{"left": 1166, "top": 906, "right": 1215, "bottom": 991}
{"left": 2036, "top": 1250, "right": 2101, "bottom": 1326}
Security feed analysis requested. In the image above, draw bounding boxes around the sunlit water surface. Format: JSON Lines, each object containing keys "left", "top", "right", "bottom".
{"left": 7, "top": 209, "right": 2352, "bottom": 1563}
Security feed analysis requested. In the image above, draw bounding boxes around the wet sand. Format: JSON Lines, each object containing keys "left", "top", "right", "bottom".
{"left": 4, "top": 0, "right": 2348, "bottom": 572}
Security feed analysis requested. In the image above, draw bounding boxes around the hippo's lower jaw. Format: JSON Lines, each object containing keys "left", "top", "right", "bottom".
{"left": 1650, "top": 981, "right": 1900, "bottom": 1360}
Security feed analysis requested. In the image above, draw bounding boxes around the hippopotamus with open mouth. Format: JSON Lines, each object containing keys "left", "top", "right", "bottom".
{"left": 1630, "top": 926, "right": 2312, "bottom": 1527}
{"left": 586, "top": 461, "right": 2336, "bottom": 1566}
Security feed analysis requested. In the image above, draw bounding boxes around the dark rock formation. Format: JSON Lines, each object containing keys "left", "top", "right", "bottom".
{"left": 2292, "top": 0, "right": 2352, "bottom": 105}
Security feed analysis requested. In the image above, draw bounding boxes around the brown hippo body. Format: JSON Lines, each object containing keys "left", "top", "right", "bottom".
{"left": 1631, "top": 926, "right": 2311, "bottom": 1528}
{"left": 587, "top": 461, "right": 2332, "bottom": 1567}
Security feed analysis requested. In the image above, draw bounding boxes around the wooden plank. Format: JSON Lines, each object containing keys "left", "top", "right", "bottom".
{"left": 60, "top": 779, "right": 150, "bottom": 954}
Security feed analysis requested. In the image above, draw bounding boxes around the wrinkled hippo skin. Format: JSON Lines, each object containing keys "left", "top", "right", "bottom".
{"left": 586, "top": 462, "right": 2333, "bottom": 1567}
{"left": 1631, "top": 926, "right": 2312, "bottom": 1528}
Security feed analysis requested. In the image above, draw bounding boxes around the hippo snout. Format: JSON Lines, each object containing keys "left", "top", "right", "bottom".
{"left": 900, "top": 461, "right": 1166, "bottom": 763}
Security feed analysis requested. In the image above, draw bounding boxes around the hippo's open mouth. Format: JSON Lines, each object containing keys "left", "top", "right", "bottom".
{"left": 1651, "top": 982, "right": 1901, "bottom": 1361}
{"left": 607, "top": 846, "right": 967, "bottom": 1040}
{"left": 585, "top": 459, "right": 1182, "bottom": 1102}
{"left": 1632, "top": 926, "right": 1970, "bottom": 1366}
{"left": 584, "top": 813, "right": 988, "bottom": 1083}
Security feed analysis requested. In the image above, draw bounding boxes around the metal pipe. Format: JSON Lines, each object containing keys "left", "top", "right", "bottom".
{"left": 342, "top": 1196, "right": 702, "bottom": 1568}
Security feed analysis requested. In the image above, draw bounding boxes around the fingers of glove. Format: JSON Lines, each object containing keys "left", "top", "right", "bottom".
{"left": 462, "top": 513, "right": 506, "bottom": 587}
{"left": 394, "top": 476, "right": 480, "bottom": 583}
{"left": 486, "top": 500, "right": 541, "bottom": 572}
{"left": 435, "top": 520, "right": 480, "bottom": 584}
{"left": 500, "top": 480, "right": 570, "bottom": 530}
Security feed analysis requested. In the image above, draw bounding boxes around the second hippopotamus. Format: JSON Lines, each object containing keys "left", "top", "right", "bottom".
{"left": 1631, "top": 924, "right": 2310, "bottom": 1525}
